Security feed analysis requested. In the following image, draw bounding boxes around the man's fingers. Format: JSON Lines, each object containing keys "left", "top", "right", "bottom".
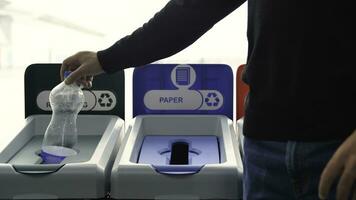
{"left": 77, "top": 76, "right": 93, "bottom": 88}
{"left": 319, "top": 158, "right": 343, "bottom": 199}
{"left": 337, "top": 170, "right": 353, "bottom": 200}
{"left": 87, "top": 81, "right": 92, "bottom": 88}
{"left": 60, "top": 62, "right": 70, "bottom": 81}
{"left": 60, "top": 51, "right": 100, "bottom": 85}
{"left": 65, "top": 66, "right": 85, "bottom": 85}
{"left": 61, "top": 54, "right": 82, "bottom": 81}
{"left": 86, "top": 76, "right": 93, "bottom": 88}
{"left": 60, "top": 65, "right": 65, "bottom": 81}
{"left": 86, "top": 75, "right": 93, "bottom": 82}
{"left": 337, "top": 157, "right": 356, "bottom": 200}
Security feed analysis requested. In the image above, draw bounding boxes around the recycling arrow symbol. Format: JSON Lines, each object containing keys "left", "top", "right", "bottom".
{"left": 98, "top": 93, "right": 113, "bottom": 107}
{"left": 205, "top": 92, "right": 220, "bottom": 107}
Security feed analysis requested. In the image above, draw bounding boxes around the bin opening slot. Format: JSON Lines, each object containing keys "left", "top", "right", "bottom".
{"left": 7, "top": 135, "right": 100, "bottom": 165}
{"left": 170, "top": 142, "right": 189, "bottom": 165}
{"left": 138, "top": 135, "right": 220, "bottom": 166}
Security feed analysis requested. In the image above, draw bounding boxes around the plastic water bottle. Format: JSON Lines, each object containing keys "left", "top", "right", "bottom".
{"left": 40, "top": 71, "right": 84, "bottom": 164}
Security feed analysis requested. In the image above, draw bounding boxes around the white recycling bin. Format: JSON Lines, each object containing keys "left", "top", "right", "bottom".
{"left": 0, "top": 64, "right": 125, "bottom": 199}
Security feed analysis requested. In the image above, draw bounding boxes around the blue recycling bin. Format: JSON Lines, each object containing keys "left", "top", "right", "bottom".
{"left": 111, "top": 64, "right": 243, "bottom": 200}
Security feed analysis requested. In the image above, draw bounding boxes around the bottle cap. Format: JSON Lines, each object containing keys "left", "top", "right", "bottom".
{"left": 64, "top": 71, "right": 71, "bottom": 79}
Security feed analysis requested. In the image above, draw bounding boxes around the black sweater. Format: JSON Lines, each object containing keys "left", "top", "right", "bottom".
{"left": 97, "top": 0, "right": 355, "bottom": 141}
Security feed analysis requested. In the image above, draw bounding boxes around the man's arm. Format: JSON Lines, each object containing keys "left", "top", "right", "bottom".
{"left": 97, "top": 0, "right": 244, "bottom": 73}
{"left": 61, "top": 0, "right": 244, "bottom": 87}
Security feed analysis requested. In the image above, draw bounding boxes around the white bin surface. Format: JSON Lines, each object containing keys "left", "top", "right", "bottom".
{"left": 0, "top": 114, "right": 124, "bottom": 199}
{"left": 111, "top": 115, "right": 243, "bottom": 200}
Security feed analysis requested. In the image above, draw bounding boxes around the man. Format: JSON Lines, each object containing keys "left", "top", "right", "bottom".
{"left": 60, "top": 1, "right": 355, "bottom": 199}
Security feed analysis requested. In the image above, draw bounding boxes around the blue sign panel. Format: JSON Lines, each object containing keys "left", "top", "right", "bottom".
{"left": 133, "top": 64, "right": 233, "bottom": 119}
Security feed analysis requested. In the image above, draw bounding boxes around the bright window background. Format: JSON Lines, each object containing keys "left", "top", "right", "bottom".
{"left": 0, "top": 0, "right": 247, "bottom": 150}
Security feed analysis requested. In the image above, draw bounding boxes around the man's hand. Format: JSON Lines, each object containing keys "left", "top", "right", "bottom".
{"left": 319, "top": 129, "right": 356, "bottom": 200}
{"left": 60, "top": 51, "right": 104, "bottom": 88}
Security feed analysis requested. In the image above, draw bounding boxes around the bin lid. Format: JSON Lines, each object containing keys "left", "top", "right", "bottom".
{"left": 133, "top": 64, "right": 233, "bottom": 119}
{"left": 25, "top": 63, "right": 125, "bottom": 119}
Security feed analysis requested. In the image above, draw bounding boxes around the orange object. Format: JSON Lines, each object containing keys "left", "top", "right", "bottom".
{"left": 236, "top": 64, "right": 249, "bottom": 119}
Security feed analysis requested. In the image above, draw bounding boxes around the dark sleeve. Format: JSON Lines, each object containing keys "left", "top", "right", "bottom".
{"left": 97, "top": 0, "right": 245, "bottom": 73}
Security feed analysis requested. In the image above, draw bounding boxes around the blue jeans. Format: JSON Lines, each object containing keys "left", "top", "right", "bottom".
{"left": 243, "top": 137, "right": 343, "bottom": 200}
